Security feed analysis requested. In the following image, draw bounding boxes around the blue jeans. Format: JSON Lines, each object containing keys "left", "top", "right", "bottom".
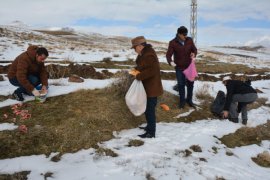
{"left": 9, "top": 75, "right": 41, "bottom": 95}
{"left": 175, "top": 67, "right": 194, "bottom": 106}
{"left": 145, "top": 97, "right": 157, "bottom": 135}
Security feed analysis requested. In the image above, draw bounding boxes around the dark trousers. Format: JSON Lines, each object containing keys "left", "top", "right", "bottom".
{"left": 9, "top": 75, "right": 41, "bottom": 95}
{"left": 145, "top": 97, "right": 157, "bottom": 135}
{"left": 175, "top": 67, "right": 194, "bottom": 105}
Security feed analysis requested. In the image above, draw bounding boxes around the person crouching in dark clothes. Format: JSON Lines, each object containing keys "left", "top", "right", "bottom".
{"left": 222, "top": 76, "right": 258, "bottom": 125}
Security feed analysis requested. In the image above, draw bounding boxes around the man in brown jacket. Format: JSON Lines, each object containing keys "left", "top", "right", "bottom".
{"left": 8, "top": 45, "right": 49, "bottom": 101}
{"left": 130, "top": 36, "right": 163, "bottom": 138}
{"left": 166, "top": 26, "right": 197, "bottom": 109}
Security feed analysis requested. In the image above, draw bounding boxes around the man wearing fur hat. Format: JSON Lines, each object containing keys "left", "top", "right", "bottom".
{"left": 166, "top": 26, "right": 197, "bottom": 109}
{"left": 222, "top": 76, "right": 258, "bottom": 125}
{"left": 130, "top": 36, "right": 163, "bottom": 138}
{"left": 8, "top": 45, "right": 49, "bottom": 101}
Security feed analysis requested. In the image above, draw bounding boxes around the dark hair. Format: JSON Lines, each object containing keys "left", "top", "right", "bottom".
{"left": 177, "top": 26, "right": 188, "bottom": 35}
{"left": 36, "top": 47, "right": 49, "bottom": 57}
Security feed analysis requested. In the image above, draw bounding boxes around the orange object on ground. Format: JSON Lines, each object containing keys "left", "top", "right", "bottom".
{"left": 160, "top": 103, "right": 170, "bottom": 111}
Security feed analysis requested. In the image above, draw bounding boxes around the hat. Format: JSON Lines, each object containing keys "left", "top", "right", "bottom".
{"left": 222, "top": 76, "right": 231, "bottom": 82}
{"left": 177, "top": 26, "right": 188, "bottom": 35}
{"left": 131, "top": 36, "right": 146, "bottom": 48}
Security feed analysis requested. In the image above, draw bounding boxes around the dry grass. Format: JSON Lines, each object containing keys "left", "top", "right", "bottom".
{"left": 0, "top": 76, "right": 218, "bottom": 159}
{"left": 0, "top": 171, "right": 30, "bottom": 180}
{"left": 252, "top": 151, "right": 270, "bottom": 167}
{"left": 128, "top": 139, "right": 144, "bottom": 147}
{"left": 196, "top": 55, "right": 270, "bottom": 75}
{"left": 190, "top": 145, "right": 202, "bottom": 152}
{"left": 106, "top": 70, "right": 134, "bottom": 96}
{"left": 0, "top": 59, "right": 269, "bottom": 160}
{"left": 195, "top": 83, "right": 213, "bottom": 101}
{"left": 34, "top": 30, "right": 75, "bottom": 36}
{"left": 220, "top": 121, "right": 270, "bottom": 148}
{"left": 0, "top": 89, "right": 145, "bottom": 159}
{"left": 96, "top": 147, "right": 118, "bottom": 157}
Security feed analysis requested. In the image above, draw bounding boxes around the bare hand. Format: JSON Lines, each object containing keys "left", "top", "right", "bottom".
{"left": 222, "top": 111, "right": 229, "bottom": 118}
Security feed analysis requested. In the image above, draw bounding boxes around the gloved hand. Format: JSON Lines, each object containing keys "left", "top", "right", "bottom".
{"left": 32, "top": 88, "right": 40, "bottom": 97}
{"left": 129, "top": 69, "right": 140, "bottom": 76}
{"left": 170, "top": 62, "right": 176, "bottom": 67}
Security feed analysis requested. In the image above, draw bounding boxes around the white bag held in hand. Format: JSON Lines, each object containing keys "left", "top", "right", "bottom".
{"left": 125, "top": 79, "right": 147, "bottom": 116}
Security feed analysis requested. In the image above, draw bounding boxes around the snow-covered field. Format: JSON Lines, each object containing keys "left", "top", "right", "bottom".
{"left": 0, "top": 25, "right": 270, "bottom": 180}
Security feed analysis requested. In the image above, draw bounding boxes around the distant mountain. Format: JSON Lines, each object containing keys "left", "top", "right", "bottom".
{"left": 245, "top": 36, "right": 270, "bottom": 48}
{"left": 8, "top": 20, "right": 29, "bottom": 28}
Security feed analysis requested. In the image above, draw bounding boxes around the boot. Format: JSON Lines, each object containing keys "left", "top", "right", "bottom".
{"left": 138, "top": 132, "right": 155, "bottom": 138}
{"left": 228, "top": 118, "right": 239, "bottom": 123}
{"left": 242, "top": 119, "right": 247, "bottom": 125}
{"left": 179, "top": 103, "right": 185, "bottom": 109}
{"left": 187, "top": 101, "right": 196, "bottom": 108}
{"left": 12, "top": 90, "right": 24, "bottom": 101}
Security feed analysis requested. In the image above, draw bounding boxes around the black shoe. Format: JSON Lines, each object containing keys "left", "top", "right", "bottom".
{"left": 138, "top": 132, "right": 155, "bottom": 138}
{"left": 179, "top": 103, "right": 185, "bottom": 109}
{"left": 187, "top": 101, "right": 196, "bottom": 108}
{"left": 242, "top": 119, "right": 247, "bottom": 125}
{"left": 228, "top": 118, "right": 239, "bottom": 123}
{"left": 12, "top": 90, "right": 24, "bottom": 101}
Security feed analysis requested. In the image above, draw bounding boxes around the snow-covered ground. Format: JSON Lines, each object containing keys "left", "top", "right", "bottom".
{"left": 0, "top": 24, "right": 270, "bottom": 180}
{"left": 0, "top": 76, "right": 270, "bottom": 180}
{"left": 200, "top": 46, "right": 270, "bottom": 69}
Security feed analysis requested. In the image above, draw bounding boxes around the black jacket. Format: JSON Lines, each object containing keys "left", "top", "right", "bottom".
{"left": 224, "top": 80, "right": 257, "bottom": 110}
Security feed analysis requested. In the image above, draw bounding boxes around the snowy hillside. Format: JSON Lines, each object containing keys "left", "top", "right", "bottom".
{"left": 0, "top": 24, "right": 167, "bottom": 63}
{"left": 0, "top": 24, "right": 270, "bottom": 180}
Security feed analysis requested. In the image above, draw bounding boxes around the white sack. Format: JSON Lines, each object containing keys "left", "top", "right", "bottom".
{"left": 125, "top": 79, "right": 147, "bottom": 116}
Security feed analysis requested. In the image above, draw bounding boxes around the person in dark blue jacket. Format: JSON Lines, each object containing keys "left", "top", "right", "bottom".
{"left": 222, "top": 76, "right": 258, "bottom": 125}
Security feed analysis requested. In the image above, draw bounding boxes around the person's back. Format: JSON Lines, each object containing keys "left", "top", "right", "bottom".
{"left": 222, "top": 77, "right": 258, "bottom": 125}
{"left": 226, "top": 80, "right": 257, "bottom": 95}
{"left": 8, "top": 45, "right": 38, "bottom": 80}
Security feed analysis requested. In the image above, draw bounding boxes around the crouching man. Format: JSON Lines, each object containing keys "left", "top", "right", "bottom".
{"left": 8, "top": 45, "right": 49, "bottom": 101}
{"left": 222, "top": 76, "right": 258, "bottom": 125}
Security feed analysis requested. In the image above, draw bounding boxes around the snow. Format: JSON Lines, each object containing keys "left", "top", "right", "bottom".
{"left": 1, "top": 77, "right": 270, "bottom": 180}
{"left": 0, "top": 25, "right": 270, "bottom": 180}
{"left": 0, "top": 123, "right": 17, "bottom": 131}
{"left": 200, "top": 46, "right": 270, "bottom": 69}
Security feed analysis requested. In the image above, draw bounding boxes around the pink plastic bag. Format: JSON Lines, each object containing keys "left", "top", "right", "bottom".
{"left": 183, "top": 58, "right": 198, "bottom": 82}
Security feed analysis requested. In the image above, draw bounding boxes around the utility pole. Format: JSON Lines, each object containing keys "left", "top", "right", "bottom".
{"left": 190, "top": 0, "right": 197, "bottom": 45}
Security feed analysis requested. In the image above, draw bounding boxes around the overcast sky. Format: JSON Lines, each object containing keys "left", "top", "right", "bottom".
{"left": 0, "top": 0, "right": 270, "bottom": 46}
